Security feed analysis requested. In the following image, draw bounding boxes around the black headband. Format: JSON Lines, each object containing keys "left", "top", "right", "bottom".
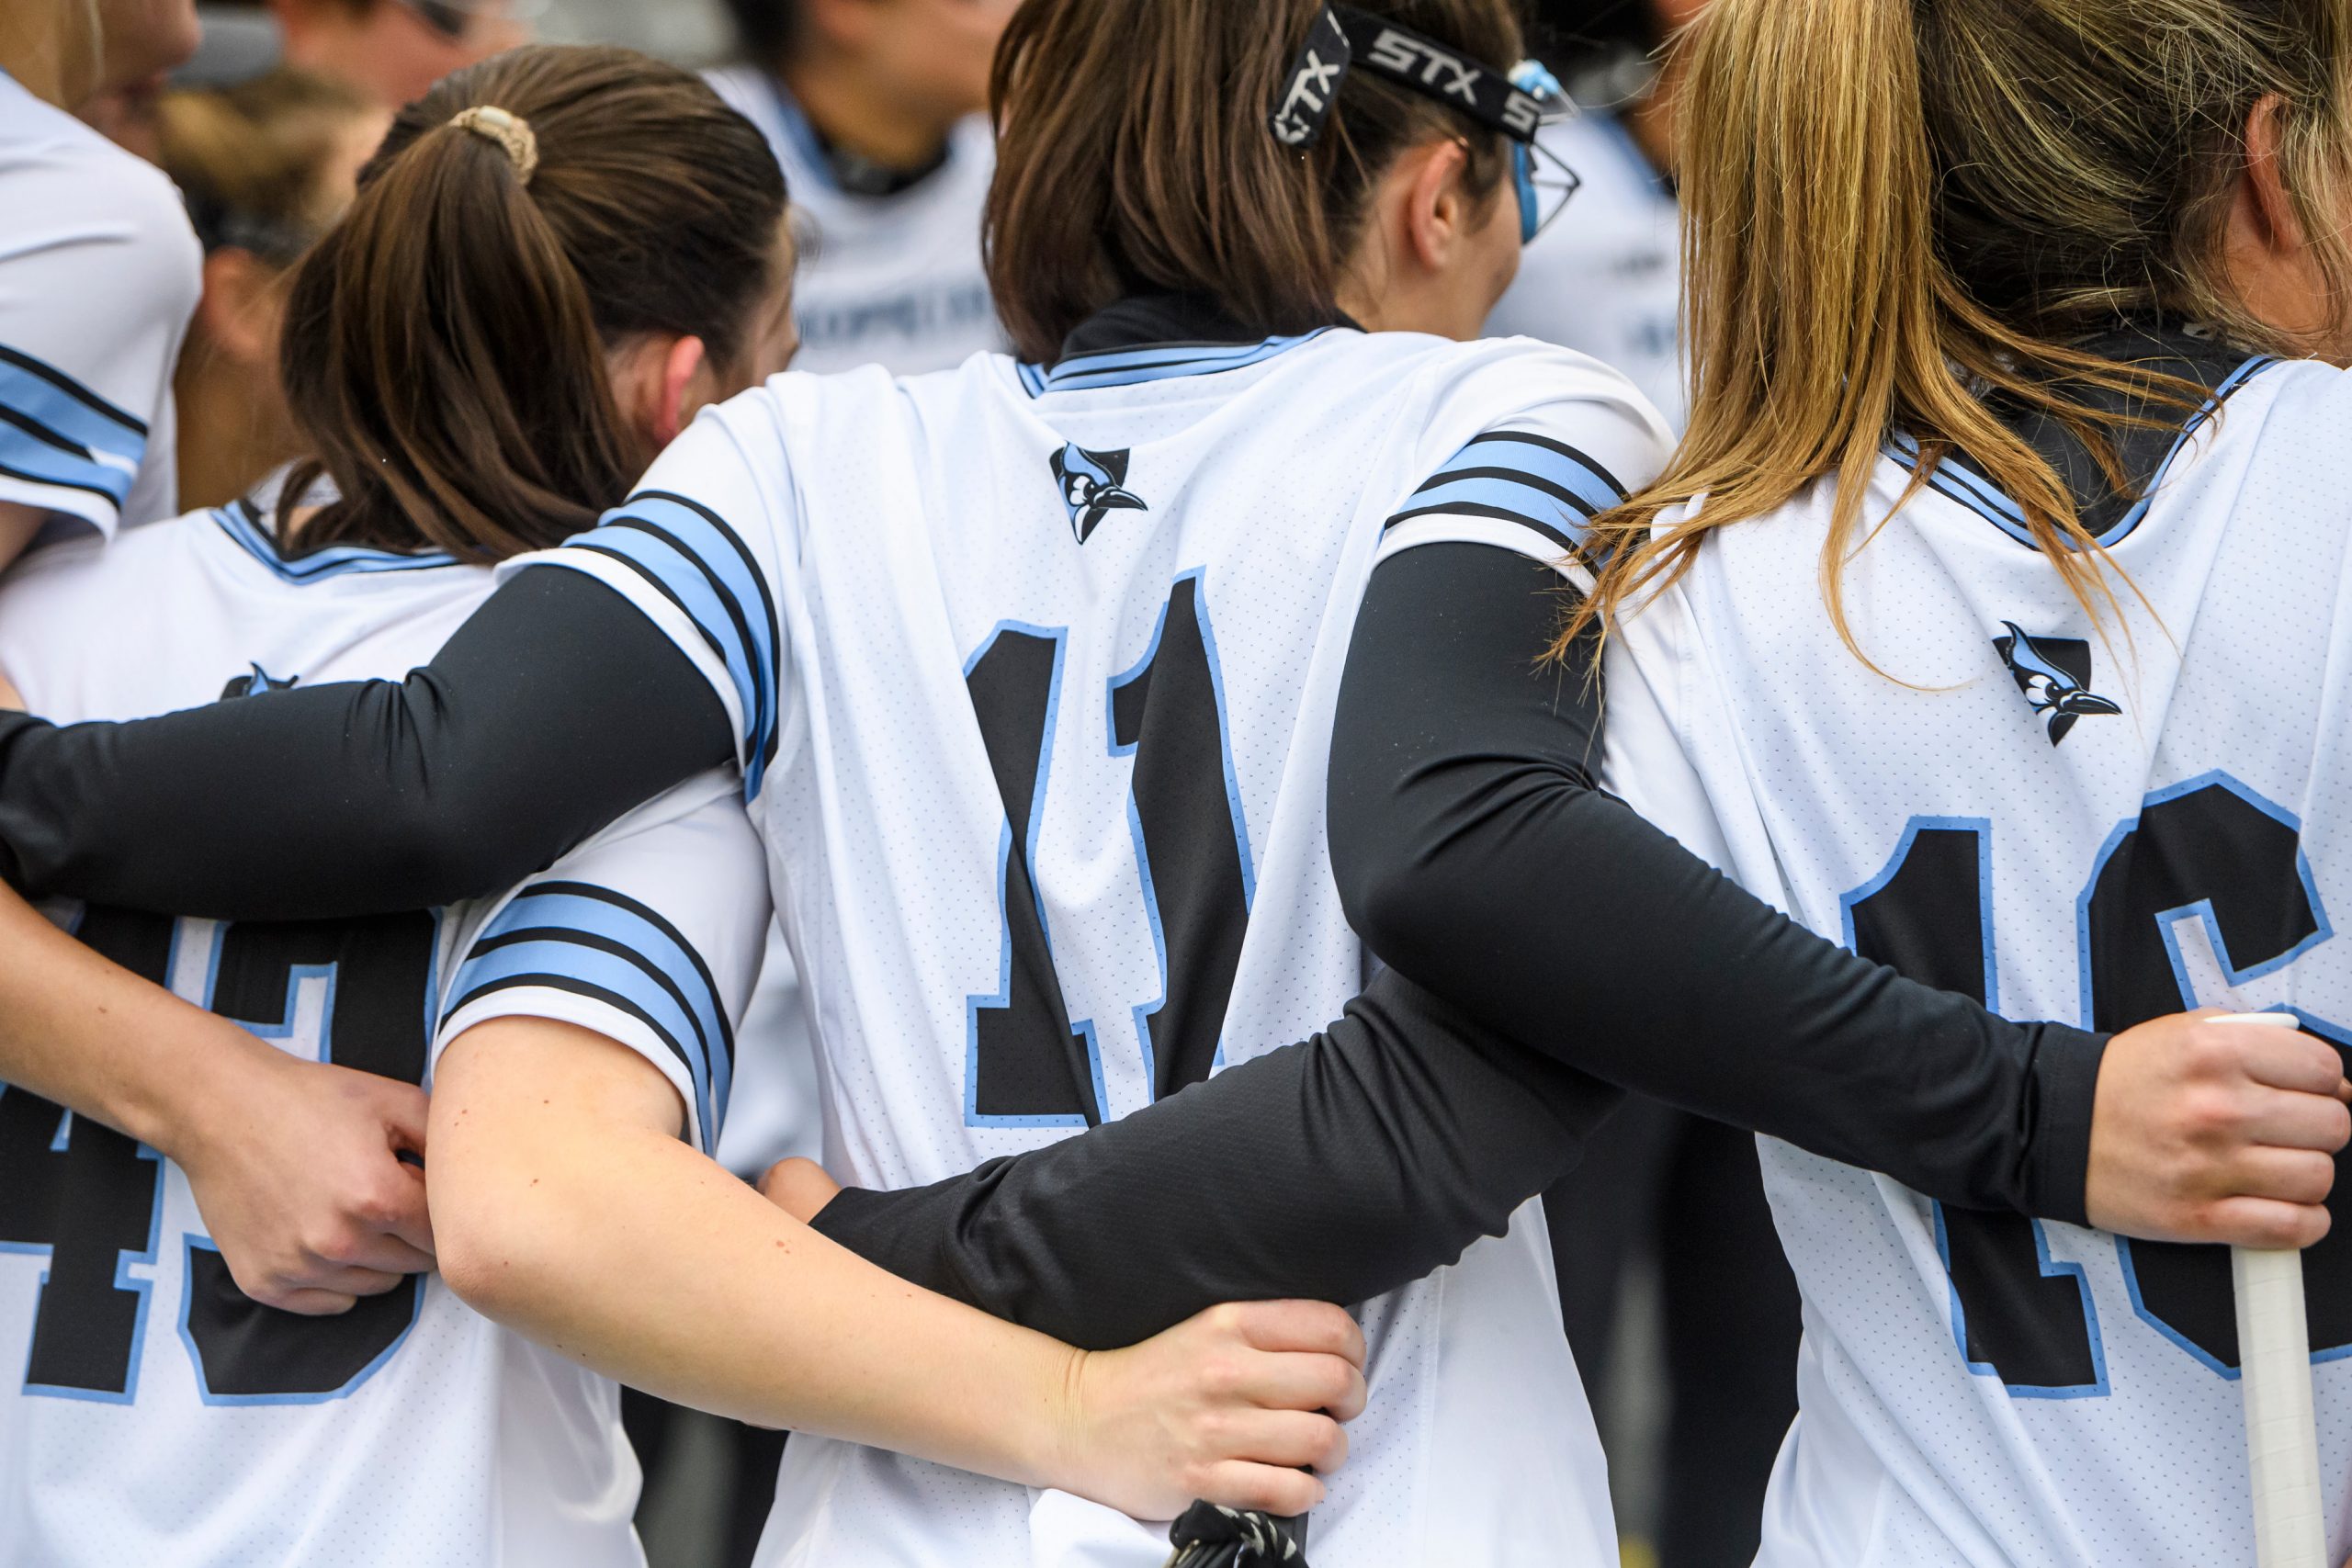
{"left": 1268, "top": 6, "right": 1544, "bottom": 151}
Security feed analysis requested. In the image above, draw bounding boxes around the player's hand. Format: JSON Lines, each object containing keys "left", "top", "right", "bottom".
{"left": 1049, "top": 1300, "right": 1366, "bottom": 1521}
{"left": 758, "top": 1156, "right": 842, "bottom": 1220}
{"left": 2086, "top": 1010, "right": 2350, "bottom": 1247}
{"left": 173, "top": 1039, "right": 435, "bottom": 1315}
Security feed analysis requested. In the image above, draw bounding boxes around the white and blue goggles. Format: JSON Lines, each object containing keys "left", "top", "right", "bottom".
{"left": 1269, "top": 6, "right": 1582, "bottom": 245}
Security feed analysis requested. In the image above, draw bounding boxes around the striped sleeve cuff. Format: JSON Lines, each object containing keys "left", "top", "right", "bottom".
{"left": 545, "top": 491, "right": 782, "bottom": 801}
{"left": 438, "top": 881, "right": 739, "bottom": 1155}
{"left": 0, "top": 345, "right": 149, "bottom": 534}
{"left": 1375, "top": 428, "right": 1630, "bottom": 580}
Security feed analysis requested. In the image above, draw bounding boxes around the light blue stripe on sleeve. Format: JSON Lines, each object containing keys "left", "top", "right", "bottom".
{"left": 0, "top": 356, "right": 145, "bottom": 463}
{"left": 1449, "top": 434, "right": 1627, "bottom": 515}
{"left": 0, "top": 421, "right": 135, "bottom": 503}
{"left": 1405, "top": 474, "right": 1591, "bottom": 543}
{"left": 479, "top": 888, "right": 734, "bottom": 1121}
{"left": 449, "top": 938, "right": 718, "bottom": 1153}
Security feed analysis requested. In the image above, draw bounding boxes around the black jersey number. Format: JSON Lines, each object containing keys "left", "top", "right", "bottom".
{"left": 0, "top": 908, "right": 436, "bottom": 1403}
{"left": 1846, "top": 778, "right": 2350, "bottom": 1395}
{"left": 963, "top": 572, "right": 1254, "bottom": 1124}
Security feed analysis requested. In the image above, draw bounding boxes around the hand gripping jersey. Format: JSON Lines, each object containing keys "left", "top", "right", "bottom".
{"left": 528, "top": 312, "right": 1673, "bottom": 1565}
{"left": 0, "top": 69, "right": 199, "bottom": 545}
{"left": 707, "top": 68, "right": 1000, "bottom": 375}
{"left": 1484, "top": 109, "right": 1683, "bottom": 430}
{"left": 1599, "top": 335, "right": 2352, "bottom": 1566}
{"left": 0, "top": 503, "right": 767, "bottom": 1567}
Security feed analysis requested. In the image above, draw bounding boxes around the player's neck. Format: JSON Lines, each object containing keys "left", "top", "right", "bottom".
{"left": 0, "top": 0, "right": 98, "bottom": 112}
{"left": 777, "top": 53, "right": 956, "bottom": 175}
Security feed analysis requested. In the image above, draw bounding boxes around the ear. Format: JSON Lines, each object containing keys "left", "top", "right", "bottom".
{"left": 194, "top": 250, "right": 284, "bottom": 368}
{"left": 1402, "top": 139, "right": 1476, "bottom": 276}
{"left": 608, "top": 333, "right": 712, "bottom": 454}
{"left": 2239, "top": 94, "right": 2308, "bottom": 258}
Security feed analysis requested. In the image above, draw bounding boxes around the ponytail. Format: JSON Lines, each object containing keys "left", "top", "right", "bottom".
{"left": 279, "top": 46, "right": 787, "bottom": 563}
{"left": 986, "top": 0, "right": 1523, "bottom": 363}
{"left": 1568, "top": 0, "right": 2352, "bottom": 667}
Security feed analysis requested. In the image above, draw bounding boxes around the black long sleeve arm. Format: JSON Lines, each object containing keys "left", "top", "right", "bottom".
{"left": 813, "top": 544, "right": 2105, "bottom": 1342}
{"left": 0, "top": 568, "right": 732, "bottom": 920}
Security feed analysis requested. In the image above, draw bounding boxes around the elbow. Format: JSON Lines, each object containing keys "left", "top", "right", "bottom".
{"left": 1333, "top": 827, "right": 1446, "bottom": 975}
{"left": 429, "top": 1150, "right": 566, "bottom": 1324}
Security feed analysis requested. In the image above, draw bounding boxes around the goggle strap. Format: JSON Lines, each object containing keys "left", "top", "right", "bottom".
{"left": 1269, "top": 5, "right": 1544, "bottom": 152}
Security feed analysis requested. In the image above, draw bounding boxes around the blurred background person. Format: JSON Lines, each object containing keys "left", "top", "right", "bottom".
{"left": 153, "top": 67, "right": 386, "bottom": 509}
{"left": 707, "top": 0, "right": 1011, "bottom": 374}
{"left": 267, "top": 0, "right": 534, "bottom": 107}
{"left": 1491, "top": 0, "right": 1696, "bottom": 425}
{"left": 1494, "top": 11, "right": 1794, "bottom": 1567}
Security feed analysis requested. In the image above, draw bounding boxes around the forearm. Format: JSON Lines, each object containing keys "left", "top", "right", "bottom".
{"left": 1330, "top": 544, "right": 2102, "bottom": 1222}
{"left": 0, "top": 569, "right": 730, "bottom": 919}
{"left": 433, "top": 1021, "right": 1077, "bottom": 1483}
{"left": 814, "top": 968, "right": 1623, "bottom": 1348}
{"left": 0, "top": 877, "right": 262, "bottom": 1158}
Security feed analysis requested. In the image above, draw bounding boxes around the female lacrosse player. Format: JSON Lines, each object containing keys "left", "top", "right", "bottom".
{"left": 0, "top": 2, "right": 2340, "bottom": 1562}
{"left": 0, "top": 45, "right": 1363, "bottom": 1566}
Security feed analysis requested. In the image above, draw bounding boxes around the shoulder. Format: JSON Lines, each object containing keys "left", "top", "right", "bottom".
{"left": 1414, "top": 337, "right": 1676, "bottom": 481}
{"left": 0, "top": 87, "right": 199, "bottom": 299}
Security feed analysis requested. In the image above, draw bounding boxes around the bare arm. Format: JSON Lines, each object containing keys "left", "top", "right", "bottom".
{"left": 0, "top": 881, "right": 435, "bottom": 1312}
{"left": 429, "top": 1017, "right": 1367, "bottom": 1521}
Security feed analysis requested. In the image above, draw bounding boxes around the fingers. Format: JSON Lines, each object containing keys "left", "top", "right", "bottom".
{"left": 379, "top": 1080, "right": 432, "bottom": 1158}
{"left": 2199, "top": 1194, "right": 2334, "bottom": 1251}
{"left": 2236, "top": 1088, "right": 2352, "bottom": 1159}
{"left": 1227, "top": 1300, "right": 1366, "bottom": 1368}
{"left": 267, "top": 1288, "right": 360, "bottom": 1317}
{"left": 370, "top": 1164, "right": 437, "bottom": 1259}
{"left": 758, "top": 1157, "right": 843, "bottom": 1221}
{"left": 2233, "top": 1027, "right": 2351, "bottom": 1100}
{"left": 332, "top": 1228, "right": 439, "bottom": 1278}
{"left": 1238, "top": 1350, "right": 1368, "bottom": 1422}
{"left": 1191, "top": 1461, "right": 1326, "bottom": 1518}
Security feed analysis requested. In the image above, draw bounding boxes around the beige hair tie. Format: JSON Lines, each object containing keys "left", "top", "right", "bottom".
{"left": 450, "top": 105, "right": 538, "bottom": 185}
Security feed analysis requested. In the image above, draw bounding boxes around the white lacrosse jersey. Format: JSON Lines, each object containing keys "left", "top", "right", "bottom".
{"left": 527, "top": 321, "right": 1673, "bottom": 1565}
{"left": 707, "top": 67, "right": 1000, "bottom": 375}
{"left": 0, "top": 502, "right": 767, "bottom": 1567}
{"left": 1593, "top": 348, "right": 2352, "bottom": 1566}
{"left": 1484, "top": 110, "right": 1683, "bottom": 429}
{"left": 0, "top": 68, "right": 199, "bottom": 546}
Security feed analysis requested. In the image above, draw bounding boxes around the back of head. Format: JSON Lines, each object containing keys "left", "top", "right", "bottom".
{"left": 985, "top": 0, "right": 1524, "bottom": 363}
{"left": 280, "top": 43, "right": 788, "bottom": 563}
{"left": 1577, "top": 0, "right": 2352, "bottom": 657}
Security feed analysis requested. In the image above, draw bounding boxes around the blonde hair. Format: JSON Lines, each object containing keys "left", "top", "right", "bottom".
{"left": 1566, "top": 0, "right": 2352, "bottom": 664}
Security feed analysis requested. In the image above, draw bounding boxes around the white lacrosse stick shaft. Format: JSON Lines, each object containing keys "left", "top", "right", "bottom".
{"left": 2221, "top": 1011, "right": 2328, "bottom": 1568}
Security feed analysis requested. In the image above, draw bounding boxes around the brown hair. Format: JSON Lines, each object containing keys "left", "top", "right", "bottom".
{"left": 1568, "top": 0, "right": 2352, "bottom": 664}
{"left": 157, "top": 67, "right": 375, "bottom": 265}
{"left": 986, "top": 0, "right": 1524, "bottom": 364}
{"left": 280, "top": 44, "right": 788, "bottom": 564}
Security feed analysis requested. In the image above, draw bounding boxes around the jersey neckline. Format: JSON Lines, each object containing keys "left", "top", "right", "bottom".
{"left": 1885, "top": 329, "right": 2281, "bottom": 550}
{"left": 1015, "top": 293, "right": 1354, "bottom": 397}
{"left": 211, "top": 498, "right": 465, "bottom": 584}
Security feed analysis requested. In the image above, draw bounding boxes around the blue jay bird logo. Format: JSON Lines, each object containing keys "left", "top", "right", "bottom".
{"left": 1993, "top": 622, "right": 2120, "bottom": 745}
{"left": 1050, "top": 444, "right": 1147, "bottom": 545}
{"left": 220, "top": 663, "right": 299, "bottom": 701}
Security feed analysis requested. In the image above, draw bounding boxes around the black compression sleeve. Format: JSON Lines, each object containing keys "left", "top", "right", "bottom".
{"left": 814, "top": 966, "right": 1622, "bottom": 1349}
{"left": 1329, "top": 543, "right": 2104, "bottom": 1224}
{"left": 811, "top": 545, "right": 2104, "bottom": 1345}
{"left": 0, "top": 567, "right": 732, "bottom": 920}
